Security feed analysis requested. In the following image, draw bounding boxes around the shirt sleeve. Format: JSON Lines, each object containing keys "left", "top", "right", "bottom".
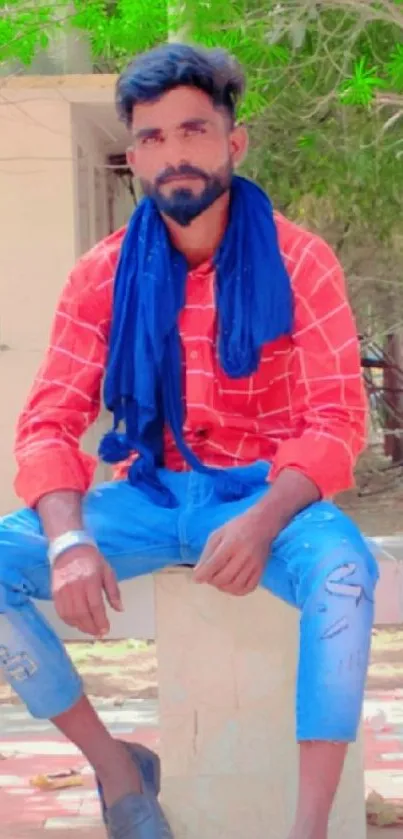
{"left": 270, "top": 236, "right": 368, "bottom": 498}
{"left": 14, "top": 261, "right": 108, "bottom": 508}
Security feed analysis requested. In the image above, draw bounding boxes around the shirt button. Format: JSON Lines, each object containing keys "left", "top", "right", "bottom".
{"left": 190, "top": 350, "right": 198, "bottom": 360}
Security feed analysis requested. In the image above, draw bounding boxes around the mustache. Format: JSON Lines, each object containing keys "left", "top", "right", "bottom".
{"left": 155, "top": 164, "right": 209, "bottom": 188}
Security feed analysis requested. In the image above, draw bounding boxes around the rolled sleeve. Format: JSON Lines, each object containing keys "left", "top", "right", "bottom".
{"left": 14, "top": 447, "right": 97, "bottom": 509}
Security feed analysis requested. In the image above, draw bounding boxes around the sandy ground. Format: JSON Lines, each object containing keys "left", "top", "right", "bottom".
{"left": 338, "top": 449, "right": 403, "bottom": 537}
{"left": 368, "top": 627, "right": 403, "bottom": 692}
{"left": 339, "top": 482, "right": 403, "bottom": 537}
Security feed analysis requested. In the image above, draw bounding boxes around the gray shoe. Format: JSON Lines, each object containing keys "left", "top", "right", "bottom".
{"left": 96, "top": 742, "right": 174, "bottom": 839}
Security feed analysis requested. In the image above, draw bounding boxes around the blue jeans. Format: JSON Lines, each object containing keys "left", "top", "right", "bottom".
{"left": 0, "top": 462, "right": 378, "bottom": 741}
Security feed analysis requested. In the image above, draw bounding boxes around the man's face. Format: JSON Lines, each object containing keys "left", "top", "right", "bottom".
{"left": 127, "top": 86, "right": 247, "bottom": 227}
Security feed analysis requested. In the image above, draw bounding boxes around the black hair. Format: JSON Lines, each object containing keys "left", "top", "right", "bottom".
{"left": 116, "top": 42, "right": 245, "bottom": 128}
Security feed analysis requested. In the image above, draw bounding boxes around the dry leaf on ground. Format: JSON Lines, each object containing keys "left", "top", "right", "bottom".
{"left": 366, "top": 790, "right": 403, "bottom": 827}
{"left": 30, "top": 769, "right": 83, "bottom": 791}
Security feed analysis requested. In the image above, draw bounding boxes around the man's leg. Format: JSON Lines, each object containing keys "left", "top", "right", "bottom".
{"left": 0, "top": 475, "right": 185, "bottom": 811}
{"left": 0, "top": 564, "right": 141, "bottom": 808}
{"left": 287, "top": 743, "right": 347, "bottom": 839}
{"left": 172, "top": 463, "right": 378, "bottom": 837}
{"left": 260, "top": 500, "right": 378, "bottom": 839}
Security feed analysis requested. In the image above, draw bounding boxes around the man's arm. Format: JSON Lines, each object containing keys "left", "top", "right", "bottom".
{"left": 247, "top": 468, "right": 320, "bottom": 537}
{"left": 36, "top": 490, "right": 84, "bottom": 539}
{"left": 270, "top": 234, "right": 367, "bottom": 500}
{"left": 194, "top": 235, "right": 366, "bottom": 593}
{"left": 14, "top": 258, "right": 123, "bottom": 636}
{"left": 252, "top": 235, "right": 367, "bottom": 538}
{"left": 14, "top": 261, "right": 108, "bottom": 509}
{"left": 37, "top": 488, "right": 122, "bottom": 637}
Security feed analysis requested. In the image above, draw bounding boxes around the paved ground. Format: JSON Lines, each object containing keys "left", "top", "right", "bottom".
{"left": 0, "top": 693, "right": 402, "bottom": 837}
{"left": 0, "top": 699, "right": 158, "bottom": 836}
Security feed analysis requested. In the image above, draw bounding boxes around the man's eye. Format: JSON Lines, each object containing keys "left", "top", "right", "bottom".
{"left": 141, "top": 135, "right": 159, "bottom": 146}
{"left": 184, "top": 126, "right": 206, "bottom": 137}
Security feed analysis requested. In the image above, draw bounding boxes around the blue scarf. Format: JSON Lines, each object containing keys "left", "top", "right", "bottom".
{"left": 99, "top": 175, "right": 293, "bottom": 507}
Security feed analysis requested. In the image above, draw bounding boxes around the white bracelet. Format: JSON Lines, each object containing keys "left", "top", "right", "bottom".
{"left": 47, "top": 530, "right": 96, "bottom": 565}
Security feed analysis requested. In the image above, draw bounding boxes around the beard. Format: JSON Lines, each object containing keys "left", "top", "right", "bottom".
{"left": 140, "top": 160, "right": 233, "bottom": 227}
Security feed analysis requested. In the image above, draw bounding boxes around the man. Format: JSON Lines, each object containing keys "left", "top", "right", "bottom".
{"left": 0, "top": 42, "right": 378, "bottom": 839}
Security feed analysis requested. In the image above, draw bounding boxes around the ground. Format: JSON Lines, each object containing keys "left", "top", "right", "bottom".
{"left": 338, "top": 450, "right": 403, "bottom": 537}
{"left": 0, "top": 654, "right": 398, "bottom": 839}
{"left": 370, "top": 627, "right": 403, "bottom": 693}
{"left": 0, "top": 631, "right": 402, "bottom": 837}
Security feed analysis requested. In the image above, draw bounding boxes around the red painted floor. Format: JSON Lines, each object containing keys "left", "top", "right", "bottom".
{"left": 0, "top": 695, "right": 402, "bottom": 834}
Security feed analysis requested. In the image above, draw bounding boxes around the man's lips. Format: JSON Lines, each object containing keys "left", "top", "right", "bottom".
{"left": 160, "top": 174, "right": 204, "bottom": 185}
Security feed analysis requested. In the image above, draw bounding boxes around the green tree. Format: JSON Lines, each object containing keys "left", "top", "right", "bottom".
{"left": 1, "top": 2, "right": 403, "bottom": 112}
{"left": 1, "top": 0, "right": 402, "bottom": 321}
{"left": 1, "top": 0, "right": 402, "bottom": 453}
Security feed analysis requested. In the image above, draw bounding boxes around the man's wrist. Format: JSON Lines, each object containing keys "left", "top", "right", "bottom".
{"left": 244, "top": 499, "right": 283, "bottom": 543}
{"left": 249, "top": 468, "right": 320, "bottom": 541}
{"left": 48, "top": 530, "right": 96, "bottom": 565}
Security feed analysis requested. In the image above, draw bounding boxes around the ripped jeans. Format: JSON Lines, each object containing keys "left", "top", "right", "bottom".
{"left": 0, "top": 461, "right": 378, "bottom": 741}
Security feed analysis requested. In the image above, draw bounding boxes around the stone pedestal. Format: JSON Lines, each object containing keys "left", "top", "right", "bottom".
{"left": 155, "top": 569, "right": 366, "bottom": 839}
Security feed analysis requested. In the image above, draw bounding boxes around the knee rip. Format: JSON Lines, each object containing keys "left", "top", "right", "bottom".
{"left": 0, "top": 598, "right": 38, "bottom": 682}
{"left": 0, "top": 583, "right": 38, "bottom": 682}
{"left": 318, "top": 561, "right": 374, "bottom": 641}
{"left": 0, "top": 643, "right": 38, "bottom": 682}
{"left": 324, "top": 561, "right": 372, "bottom": 601}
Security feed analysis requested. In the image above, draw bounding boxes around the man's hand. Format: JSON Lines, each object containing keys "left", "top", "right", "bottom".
{"left": 193, "top": 511, "right": 272, "bottom": 596}
{"left": 52, "top": 545, "right": 123, "bottom": 637}
{"left": 193, "top": 469, "right": 320, "bottom": 596}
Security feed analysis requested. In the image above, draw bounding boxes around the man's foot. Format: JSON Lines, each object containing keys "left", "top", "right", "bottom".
{"left": 96, "top": 741, "right": 174, "bottom": 839}
{"left": 96, "top": 740, "right": 143, "bottom": 807}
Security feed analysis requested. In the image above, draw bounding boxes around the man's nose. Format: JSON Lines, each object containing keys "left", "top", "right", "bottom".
{"left": 162, "top": 134, "right": 190, "bottom": 168}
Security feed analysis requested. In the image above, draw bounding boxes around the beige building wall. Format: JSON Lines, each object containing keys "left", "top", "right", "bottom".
{"left": 70, "top": 103, "right": 114, "bottom": 485}
{"left": 0, "top": 94, "right": 77, "bottom": 513}
{"left": 0, "top": 77, "right": 125, "bottom": 514}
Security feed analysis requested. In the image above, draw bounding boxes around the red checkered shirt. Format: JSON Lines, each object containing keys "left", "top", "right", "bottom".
{"left": 14, "top": 213, "right": 367, "bottom": 508}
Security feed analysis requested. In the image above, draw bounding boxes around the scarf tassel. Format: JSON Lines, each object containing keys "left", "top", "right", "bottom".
{"left": 98, "top": 430, "right": 132, "bottom": 464}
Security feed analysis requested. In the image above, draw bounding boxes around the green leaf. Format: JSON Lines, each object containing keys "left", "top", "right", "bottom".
{"left": 387, "top": 44, "right": 403, "bottom": 90}
{"left": 339, "top": 58, "right": 386, "bottom": 107}
{"left": 39, "top": 32, "right": 50, "bottom": 50}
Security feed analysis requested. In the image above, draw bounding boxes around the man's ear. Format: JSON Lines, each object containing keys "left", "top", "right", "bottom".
{"left": 230, "top": 123, "right": 249, "bottom": 168}
{"left": 126, "top": 146, "right": 136, "bottom": 175}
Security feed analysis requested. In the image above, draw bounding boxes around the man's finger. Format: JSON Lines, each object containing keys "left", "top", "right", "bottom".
{"left": 55, "top": 589, "right": 78, "bottom": 629}
{"left": 193, "top": 540, "right": 228, "bottom": 583}
{"left": 195, "top": 531, "right": 222, "bottom": 567}
{"left": 57, "top": 587, "right": 98, "bottom": 636}
{"left": 244, "top": 565, "right": 263, "bottom": 592}
{"left": 54, "top": 591, "right": 72, "bottom": 626}
{"left": 215, "top": 560, "right": 257, "bottom": 595}
{"left": 86, "top": 579, "right": 110, "bottom": 637}
{"left": 209, "top": 550, "right": 248, "bottom": 588}
{"left": 103, "top": 563, "right": 123, "bottom": 612}
{"left": 72, "top": 584, "right": 103, "bottom": 636}
{"left": 215, "top": 583, "right": 247, "bottom": 597}
{"left": 75, "top": 606, "right": 100, "bottom": 637}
